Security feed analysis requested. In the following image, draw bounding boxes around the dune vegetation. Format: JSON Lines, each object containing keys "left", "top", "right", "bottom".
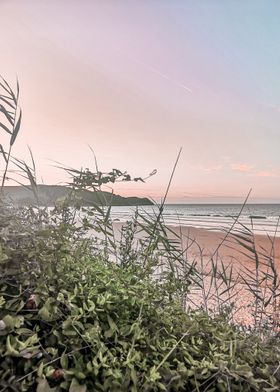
{"left": 1, "top": 77, "right": 280, "bottom": 391}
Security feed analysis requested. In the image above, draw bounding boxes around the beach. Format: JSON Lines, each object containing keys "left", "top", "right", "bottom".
{"left": 113, "top": 222, "right": 280, "bottom": 326}
{"left": 113, "top": 221, "right": 280, "bottom": 272}
{"left": 168, "top": 225, "right": 280, "bottom": 271}
{"left": 166, "top": 226, "right": 280, "bottom": 326}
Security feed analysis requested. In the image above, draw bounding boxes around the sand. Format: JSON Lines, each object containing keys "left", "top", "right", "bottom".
{"left": 168, "top": 225, "right": 280, "bottom": 272}
{"left": 113, "top": 222, "right": 280, "bottom": 327}
{"left": 165, "top": 226, "right": 280, "bottom": 326}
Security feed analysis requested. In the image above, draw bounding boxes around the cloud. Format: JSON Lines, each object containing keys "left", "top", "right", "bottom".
{"left": 230, "top": 163, "right": 254, "bottom": 173}
{"left": 190, "top": 164, "right": 223, "bottom": 172}
{"left": 230, "top": 163, "right": 280, "bottom": 178}
{"left": 191, "top": 161, "right": 279, "bottom": 179}
{"left": 254, "top": 170, "right": 279, "bottom": 178}
{"left": 202, "top": 165, "right": 223, "bottom": 172}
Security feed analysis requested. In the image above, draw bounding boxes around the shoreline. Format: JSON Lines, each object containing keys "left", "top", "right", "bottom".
{"left": 113, "top": 222, "right": 280, "bottom": 272}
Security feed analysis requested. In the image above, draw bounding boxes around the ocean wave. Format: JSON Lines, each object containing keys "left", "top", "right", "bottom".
{"left": 188, "top": 214, "right": 211, "bottom": 217}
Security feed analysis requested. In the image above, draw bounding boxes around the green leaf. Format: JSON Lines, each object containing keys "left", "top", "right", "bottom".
{"left": 0, "top": 296, "right": 5, "bottom": 308}
{"left": 69, "top": 378, "right": 87, "bottom": 392}
{"left": 38, "top": 306, "right": 51, "bottom": 321}
{"left": 0, "top": 244, "right": 8, "bottom": 263}
{"left": 107, "top": 315, "right": 118, "bottom": 332}
{"left": 2, "top": 314, "right": 24, "bottom": 330}
{"left": 148, "top": 366, "right": 161, "bottom": 382}
{"left": 5, "top": 335, "right": 20, "bottom": 356}
{"left": 61, "top": 353, "right": 69, "bottom": 369}
{"left": 37, "top": 362, "right": 45, "bottom": 378}
{"left": 36, "top": 379, "right": 57, "bottom": 392}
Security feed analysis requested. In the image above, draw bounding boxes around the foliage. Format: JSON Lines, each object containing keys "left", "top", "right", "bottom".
{"left": 0, "top": 206, "right": 280, "bottom": 391}
{"left": 67, "top": 167, "right": 146, "bottom": 191}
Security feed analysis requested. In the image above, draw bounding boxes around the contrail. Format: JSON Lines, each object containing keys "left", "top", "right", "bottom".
{"left": 142, "top": 62, "right": 193, "bottom": 93}
{"left": 118, "top": 50, "right": 193, "bottom": 94}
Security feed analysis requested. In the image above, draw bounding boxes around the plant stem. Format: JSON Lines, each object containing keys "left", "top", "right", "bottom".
{"left": 0, "top": 144, "right": 11, "bottom": 192}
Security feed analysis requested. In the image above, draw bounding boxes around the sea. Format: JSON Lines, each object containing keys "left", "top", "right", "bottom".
{"left": 109, "top": 204, "right": 280, "bottom": 236}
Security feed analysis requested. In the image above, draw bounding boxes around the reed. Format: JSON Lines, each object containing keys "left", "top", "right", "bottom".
{"left": 0, "top": 76, "right": 22, "bottom": 192}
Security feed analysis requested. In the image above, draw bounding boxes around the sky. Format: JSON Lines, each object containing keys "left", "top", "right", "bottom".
{"left": 0, "top": 0, "right": 280, "bottom": 203}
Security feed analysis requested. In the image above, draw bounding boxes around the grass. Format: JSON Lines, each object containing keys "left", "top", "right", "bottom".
{"left": 0, "top": 76, "right": 22, "bottom": 191}
{"left": 1, "top": 76, "right": 280, "bottom": 391}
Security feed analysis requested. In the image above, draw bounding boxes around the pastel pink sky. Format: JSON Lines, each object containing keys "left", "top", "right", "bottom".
{"left": 1, "top": 0, "right": 280, "bottom": 203}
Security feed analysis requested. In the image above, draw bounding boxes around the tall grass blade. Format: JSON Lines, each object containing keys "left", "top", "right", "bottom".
{"left": 10, "top": 108, "right": 22, "bottom": 146}
{"left": 0, "top": 122, "right": 12, "bottom": 134}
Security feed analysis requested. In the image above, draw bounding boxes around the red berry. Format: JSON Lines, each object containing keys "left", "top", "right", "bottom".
{"left": 52, "top": 368, "right": 65, "bottom": 380}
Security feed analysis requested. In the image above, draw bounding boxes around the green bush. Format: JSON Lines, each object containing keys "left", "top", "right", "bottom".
{"left": 0, "top": 209, "right": 280, "bottom": 391}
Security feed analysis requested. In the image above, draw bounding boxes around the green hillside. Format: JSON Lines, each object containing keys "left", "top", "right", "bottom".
{"left": 2, "top": 185, "right": 153, "bottom": 206}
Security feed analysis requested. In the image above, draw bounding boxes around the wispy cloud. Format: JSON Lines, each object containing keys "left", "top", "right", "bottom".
{"left": 230, "top": 163, "right": 254, "bottom": 173}
{"left": 230, "top": 163, "right": 280, "bottom": 178}
{"left": 190, "top": 164, "right": 223, "bottom": 172}
{"left": 192, "top": 162, "right": 279, "bottom": 180}
{"left": 254, "top": 170, "right": 279, "bottom": 178}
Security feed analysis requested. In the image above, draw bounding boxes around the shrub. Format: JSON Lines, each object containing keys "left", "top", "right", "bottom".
{"left": 0, "top": 208, "right": 280, "bottom": 391}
